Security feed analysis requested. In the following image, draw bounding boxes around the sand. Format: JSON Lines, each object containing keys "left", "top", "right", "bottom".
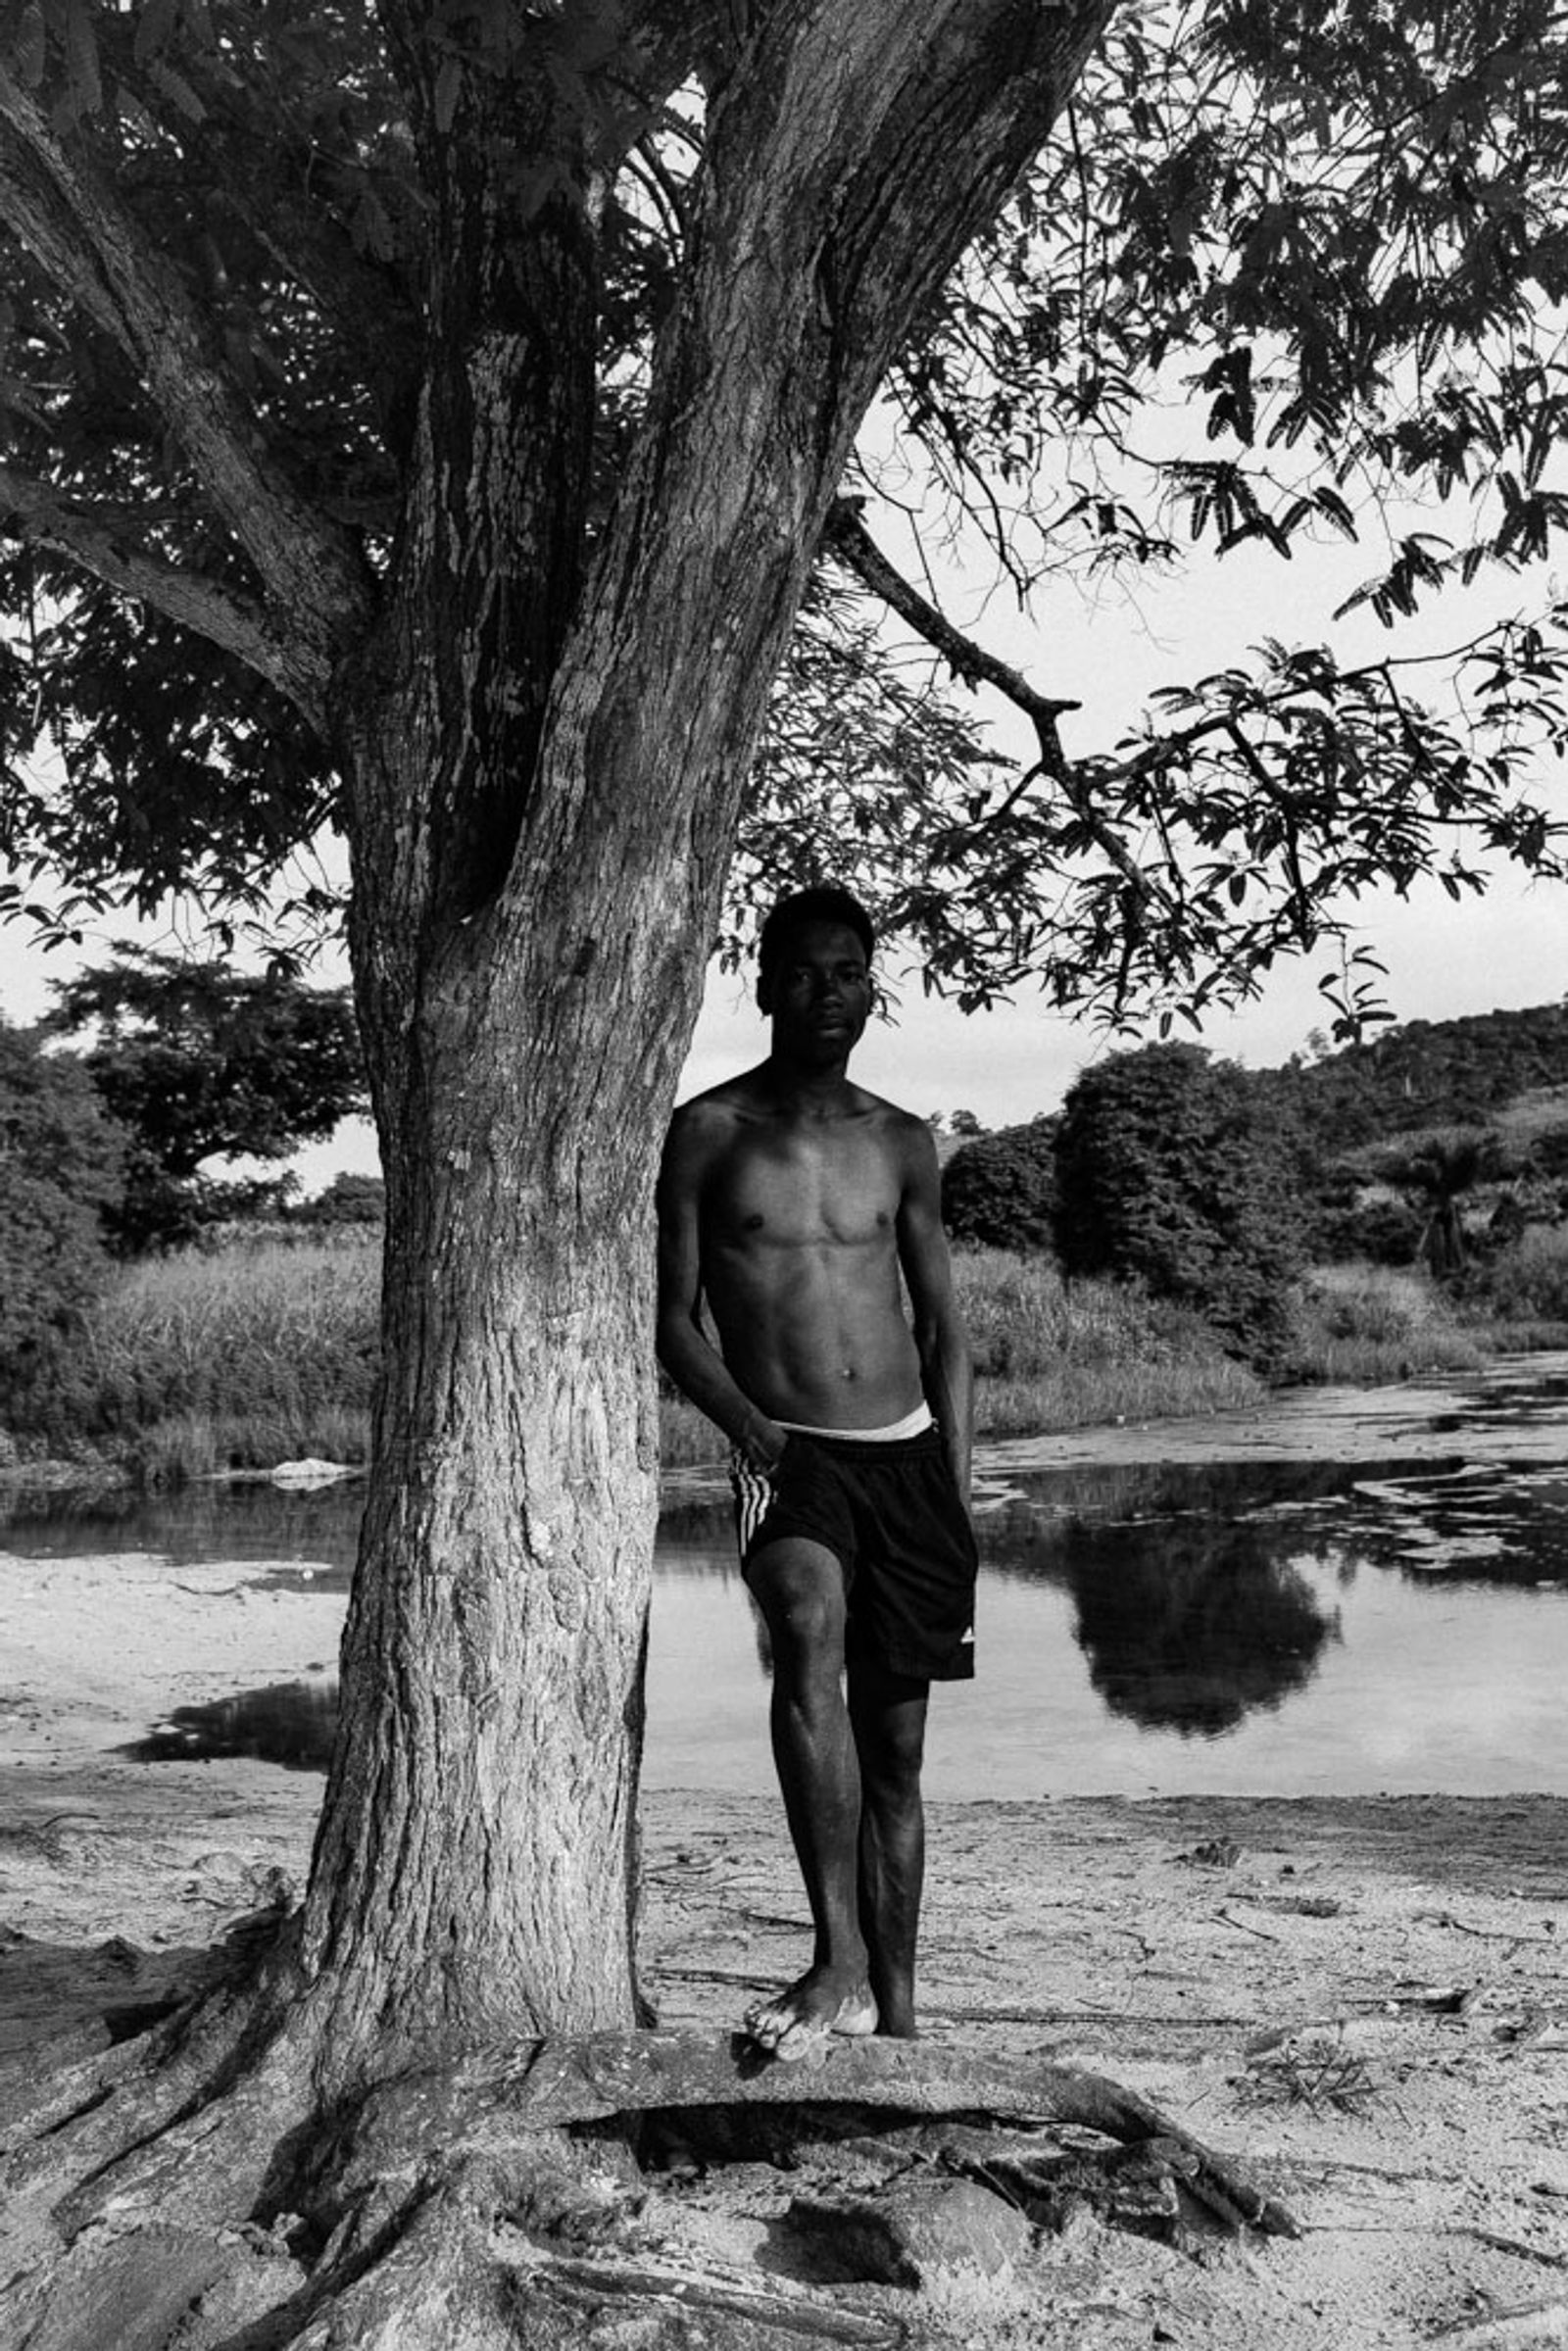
{"left": 4, "top": 1381, "right": 1568, "bottom": 2346}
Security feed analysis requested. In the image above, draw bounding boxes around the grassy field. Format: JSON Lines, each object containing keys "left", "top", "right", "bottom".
{"left": 7, "top": 1227, "right": 1565, "bottom": 1483}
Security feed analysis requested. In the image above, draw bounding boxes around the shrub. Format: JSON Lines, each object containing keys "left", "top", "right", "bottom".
{"left": 0, "top": 1021, "right": 125, "bottom": 1429}
{"left": 1054, "top": 1044, "right": 1305, "bottom": 1367}
{"left": 942, "top": 1119, "right": 1057, "bottom": 1250}
{"left": 1471, "top": 1224, "right": 1568, "bottom": 1323}
{"left": 292, "top": 1172, "right": 386, "bottom": 1228}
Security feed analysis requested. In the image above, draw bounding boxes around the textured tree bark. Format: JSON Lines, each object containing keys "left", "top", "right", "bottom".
{"left": 298, "top": 783, "right": 668, "bottom": 2061}
{"left": 280, "top": 0, "right": 1120, "bottom": 2091}
{"left": 14, "top": 8, "right": 1297, "bottom": 2343}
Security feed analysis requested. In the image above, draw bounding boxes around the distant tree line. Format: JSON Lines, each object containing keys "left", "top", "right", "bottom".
{"left": 941, "top": 1001, "right": 1568, "bottom": 1364}
{"left": 0, "top": 951, "right": 376, "bottom": 1433}
{"left": 6, "top": 973, "right": 1565, "bottom": 1433}
{"left": 1283, "top": 1002, "right": 1568, "bottom": 1146}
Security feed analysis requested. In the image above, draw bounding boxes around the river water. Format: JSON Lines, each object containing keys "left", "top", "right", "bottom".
{"left": 8, "top": 1357, "right": 1567, "bottom": 1799}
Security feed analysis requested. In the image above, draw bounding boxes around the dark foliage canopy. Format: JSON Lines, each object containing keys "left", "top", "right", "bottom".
{"left": 0, "top": 1015, "right": 122, "bottom": 1408}
{"left": 1, "top": 2, "right": 1566, "bottom": 1028}
{"left": 942, "top": 1117, "right": 1060, "bottom": 1252}
{"left": 1054, "top": 1041, "right": 1305, "bottom": 1361}
{"left": 1288, "top": 999, "right": 1568, "bottom": 1144}
{"left": 44, "top": 947, "right": 367, "bottom": 1249}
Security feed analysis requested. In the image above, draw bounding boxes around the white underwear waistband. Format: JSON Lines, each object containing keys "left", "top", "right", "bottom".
{"left": 776, "top": 1401, "right": 934, "bottom": 1444}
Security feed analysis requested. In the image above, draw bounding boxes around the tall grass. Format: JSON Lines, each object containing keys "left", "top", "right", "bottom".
{"left": 955, "top": 1249, "right": 1263, "bottom": 1435}
{"left": 1286, "top": 1247, "right": 1568, "bottom": 1382}
{"left": 55, "top": 1234, "right": 380, "bottom": 1480}
{"left": 21, "top": 1224, "right": 1566, "bottom": 1483}
{"left": 1284, "top": 1262, "right": 1486, "bottom": 1384}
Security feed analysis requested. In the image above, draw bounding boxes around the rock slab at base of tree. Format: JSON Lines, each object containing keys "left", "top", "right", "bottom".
{"left": 786, "top": 2175, "right": 1035, "bottom": 2286}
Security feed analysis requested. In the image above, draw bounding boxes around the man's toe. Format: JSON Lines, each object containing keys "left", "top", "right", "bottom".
{"left": 767, "top": 2012, "right": 833, "bottom": 2064}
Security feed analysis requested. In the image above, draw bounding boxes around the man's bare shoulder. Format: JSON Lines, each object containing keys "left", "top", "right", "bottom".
{"left": 662, "top": 1068, "right": 770, "bottom": 1162}
{"left": 849, "top": 1088, "right": 938, "bottom": 1155}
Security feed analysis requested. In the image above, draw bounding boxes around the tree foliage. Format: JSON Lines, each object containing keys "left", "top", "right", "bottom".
{"left": 1054, "top": 1042, "right": 1305, "bottom": 1361}
{"left": 1288, "top": 998, "right": 1568, "bottom": 1145}
{"left": 942, "top": 1116, "right": 1060, "bottom": 1251}
{"left": 43, "top": 947, "right": 367, "bottom": 1249}
{"left": 290, "top": 1168, "right": 385, "bottom": 1229}
{"left": 0, "top": 1015, "right": 122, "bottom": 1423}
{"left": 1352, "top": 1125, "right": 1509, "bottom": 1278}
{"left": 2, "top": 3, "right": 1567, "bottom": 1023}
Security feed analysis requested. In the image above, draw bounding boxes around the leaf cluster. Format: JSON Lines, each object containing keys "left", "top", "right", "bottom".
{"left": 1054, "top": 1041, "right": 1306, "bottom": 1363}
{"left": 43, "top": 944, "right": 367, "bottom": 1249}
{"left": 941, "top": 1118, "right": 1060, "bottom": 1252}
{"left": 2, "top": 1, "right": 1567, "bottom": 1031}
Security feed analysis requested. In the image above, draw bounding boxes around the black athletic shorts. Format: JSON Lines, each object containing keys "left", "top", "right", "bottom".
{"left": 730, "top": 1426, "right": 977, "bottom": 1683}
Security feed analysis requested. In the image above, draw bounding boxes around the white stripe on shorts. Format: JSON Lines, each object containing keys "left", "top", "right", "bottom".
{"left": 730, "top": 1454, "right": 776, "bottom": 1556}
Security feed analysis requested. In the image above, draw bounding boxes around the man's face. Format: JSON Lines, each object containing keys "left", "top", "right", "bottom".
{"left": 761, "top": 920, "right": 873, "bottom": 1062}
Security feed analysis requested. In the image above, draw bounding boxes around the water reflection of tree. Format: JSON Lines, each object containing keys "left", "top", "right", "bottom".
{"left": 126, "top": 1679, "right": 338, "bottom": 1771}
{"left": 0, "top": 1479, "right": 364, "bottom": 1565}
{"left": 977, "top": 1477, "right": 1343, "bottom": 1738}
{"left": 1061, "top": 1517, "right": 1341, "bottom": 1737}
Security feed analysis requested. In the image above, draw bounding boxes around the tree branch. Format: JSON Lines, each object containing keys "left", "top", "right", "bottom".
{"left": 0, "top": 65, "right": 370, "bottom": 710}
{"left": 0, "top": 464, "right": 307, "bottom": 707}
{"left": 821, "top": 497, "right": 1152, "bottom": 898}
{"left": 85, "top": 19, "right": 420, "bottom": 458}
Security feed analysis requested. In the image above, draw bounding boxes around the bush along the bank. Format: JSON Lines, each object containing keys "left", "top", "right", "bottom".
{"left": 18, "top": 1233, "right": 380, "bottom": 1477}
{"left": 0, "top": 1019, "right": 125, "bottom": 1434}
{"left": 942, "top": 1117, "right": 1058, "bottom": 1250}
{"left": 1054, "top": 1043, "right": 1307, "bottom": 1370}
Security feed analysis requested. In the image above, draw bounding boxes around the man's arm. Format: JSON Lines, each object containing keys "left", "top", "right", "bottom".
{"left": 655, "top": 1104, "right": 789, "bottom": 1474}
{"left": 896, "top": 1117, "right": 974, "bottom": 1500}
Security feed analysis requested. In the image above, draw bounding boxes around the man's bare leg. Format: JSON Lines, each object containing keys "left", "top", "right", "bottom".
{"left": 744, "top": 1536, "right": 879, "bottom": 2058}
{"left": 849, "top": 1660, "right": 929, "bottom": 2038}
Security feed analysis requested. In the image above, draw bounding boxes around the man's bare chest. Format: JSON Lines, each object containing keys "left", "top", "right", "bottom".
{"left": 707, "top": 1128, "right": 901, "bottom": 1251}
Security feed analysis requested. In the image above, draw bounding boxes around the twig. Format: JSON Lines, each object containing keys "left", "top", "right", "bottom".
{"left": 1218, "top": 1908, "right": 1283, "bottom": 1944}
{"left": 1462, "top": 2228, "right": 1568, "bottom": 2273}
{"left": 1429, "top": 2294, "right": 1568, "bottom": 2346}
{"left": 544, "top": 2256, "right": 903, "bottom": 2343}
{"left": 819, "top": 498, "right": 1161, "bottom": 904}
{"left": 1415, "top": 1912, "right": 1563, "bottom": 1948}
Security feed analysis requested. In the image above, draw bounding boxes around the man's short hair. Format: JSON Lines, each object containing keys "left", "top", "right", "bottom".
{"left": 757, "top": 887, "right": 875, "bottom": 986}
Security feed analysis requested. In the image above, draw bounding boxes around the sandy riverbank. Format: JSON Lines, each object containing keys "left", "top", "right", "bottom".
{"left": 5, "top": 1374, "right": 1568, "bottom": 2346}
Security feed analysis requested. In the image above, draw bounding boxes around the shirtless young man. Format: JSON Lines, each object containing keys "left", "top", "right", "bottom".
{"left": 656, "top": 886, "right": 976, "bottom": 2061}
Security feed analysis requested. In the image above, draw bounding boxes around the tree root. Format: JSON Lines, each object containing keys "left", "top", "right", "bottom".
{"left": 341, "top": 2029, "right": 1300, "bottom": 2238}
{"left": 1, "top": 2016, "right": 1298, "bottom": 2350}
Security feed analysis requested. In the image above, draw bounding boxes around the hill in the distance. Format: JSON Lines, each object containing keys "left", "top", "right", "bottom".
{"left": 1281, "top": 999, "right": 1568, "bottom": 1151}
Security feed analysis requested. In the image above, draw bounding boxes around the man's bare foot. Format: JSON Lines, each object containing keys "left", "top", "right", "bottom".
{"left": 743, "top": 1970, "right": 879, "bottom": 2063}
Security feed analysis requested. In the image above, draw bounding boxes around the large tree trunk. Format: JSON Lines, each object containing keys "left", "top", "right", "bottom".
{"left": 12, "top": 8, "right": 1261, "bottom": 2343}
{"left": 287, "top": 0, "right": 1119, "bottom": 2084}
{"left": 299, "top": 750, "right": 678, "bottom": 2064}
